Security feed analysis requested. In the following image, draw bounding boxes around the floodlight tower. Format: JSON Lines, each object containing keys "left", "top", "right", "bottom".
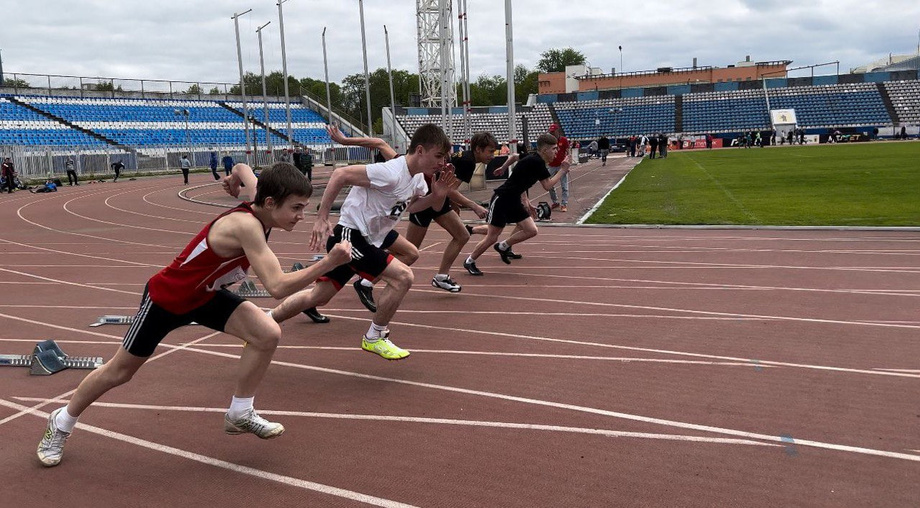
{"left": 417, "top": 0, "right": 457, "bottom": 137}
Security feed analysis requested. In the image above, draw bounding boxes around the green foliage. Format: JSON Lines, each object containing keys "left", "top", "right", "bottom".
{"left": 2, "top": 78, "right": 30, "bottom": 88}
{"left": 186, "top": 84, "right": 202, "bottom": 95}
{"left": 586, "top": 143, "right": 920, "bottom": 226}
{"left": 537, "top": 48, "right": 587, "bottom": 73}
{"left": 208, "top": 87, "right": 221, "bottom": 95}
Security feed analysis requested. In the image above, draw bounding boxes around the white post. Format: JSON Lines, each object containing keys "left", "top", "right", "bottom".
{"left": 504, "top": 0, "right": 516, "bottom": 147}
{"left": 277, "top": 0, "right": 294, "bottom": 152}
{"left": 358, "top": 0, "right": 373, "bottom": 136}
{"left": 385, "top": 25, "right": 398, "bottom": 151}
{"left": 232, "top": 9, "right": 254, "bottom": 165}
{"left": 256, "top": 21, "right": 274, "bottom": 163}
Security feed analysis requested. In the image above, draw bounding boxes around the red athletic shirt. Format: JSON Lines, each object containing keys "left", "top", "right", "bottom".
{"left": 147, "top": 202, "right": 269, "bottom": 314}
{"left": 550, "top": 136, "right": 569, "bottom": 168}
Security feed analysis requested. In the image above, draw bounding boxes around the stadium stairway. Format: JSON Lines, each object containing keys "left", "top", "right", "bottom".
{"left": 876, "top": 82, "right": 900, "bottom": 125}
{"left": 217, "top": 101, "right": 304, "bottom": 149}
{"left": 547, "top": 102, "right": 561, "bottom": 132}
{"left": 6, "top": 96, "right": 134, "bottom": 152}
{"left": 674, "top": 95, "right": 684, "bottom": 133}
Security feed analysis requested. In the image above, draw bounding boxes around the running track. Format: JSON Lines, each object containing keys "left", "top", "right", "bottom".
{"left": 1, "top": 172, "right": 918, "bottom": 507}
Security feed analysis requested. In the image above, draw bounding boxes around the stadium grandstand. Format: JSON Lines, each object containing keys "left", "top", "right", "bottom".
{"left": 2, "top": 65, "right": 919, "bottom": 180}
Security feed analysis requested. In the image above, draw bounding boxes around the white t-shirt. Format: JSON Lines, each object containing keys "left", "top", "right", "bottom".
{"left": 338, "top": 157, "right": 428, "bottom": 247}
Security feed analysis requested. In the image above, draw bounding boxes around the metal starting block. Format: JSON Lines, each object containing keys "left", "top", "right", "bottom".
{"left": 90, "top": 314, "right": 134, "bottom": 327}
{"left": 234, "top": 261, "right": 317, "bottom": 298}
{"left": 234, "top": 279, "right": 273, "bottom": 298}
{"left": 0, "top": 339, "right": 104, "bottom": 376}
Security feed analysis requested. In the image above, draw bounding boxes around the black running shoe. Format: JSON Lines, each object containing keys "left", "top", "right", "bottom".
{"left": 353, "top": 281, "right": 377, "bottom": 312}
{"left": 494, "top": 243, "right": 512, "bottom": 264}
{"left": 506, "top": 249, "right": 522, "bottom": 260}
{"left": 465, "top": 225, "right": 474, "bottom": 235}
{"left": 302, "top": 307, "right": 330, "bottom": 323}
{"left": 463, "top": 259, "right": 483, "bottom": 276}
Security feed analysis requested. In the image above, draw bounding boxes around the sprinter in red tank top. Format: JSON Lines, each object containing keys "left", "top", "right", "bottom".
{"left": 37, "top": 162, "right": 353, "bottom": 468}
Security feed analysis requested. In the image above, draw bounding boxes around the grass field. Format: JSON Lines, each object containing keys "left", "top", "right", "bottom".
{"left": 586, "top": 141, "right": 920, "bottom": 226}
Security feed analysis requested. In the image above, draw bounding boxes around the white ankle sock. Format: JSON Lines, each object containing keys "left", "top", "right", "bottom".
{"left": 498, "top": 241, "right": 510, "bottom": 251}
{"left": 228, "top": 396, "right": 254, "bottom": 419}
{"left": 365, "top": 322, "right": 387, "bottom": 341}
{"left": 359, "top": 278, "right": 374, "bottom": 288}
{"left": 56, "top": 407, "right": 78, "bottom": 433}
{"left": 465, "top": 255, "right": 474, "bottom": 264}
{"left": 435, "top": 273, "right": 448, "bottom": 281}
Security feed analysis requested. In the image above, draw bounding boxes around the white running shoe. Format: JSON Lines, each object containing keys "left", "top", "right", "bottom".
{"left": 224, "top": 408, "right": 285, "bottom": 439}
{"left": 37, "top": 408, "right": 71, "bottom": 467}
{"left": 431, "top": 276, "right": 462, "bottom": 292}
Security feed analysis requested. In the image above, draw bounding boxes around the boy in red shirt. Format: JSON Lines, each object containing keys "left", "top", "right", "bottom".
{"left": 37, "top": 162, "right": 352, "bottom": 467}
{"left": 547, "top": 124, "right": 570, "bottom": 212}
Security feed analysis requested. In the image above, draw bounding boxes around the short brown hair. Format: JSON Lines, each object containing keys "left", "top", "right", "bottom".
{"left": 536, "top": 134, "right": 557, "bottom": 150}
{"left": 409, "top": 123, "right": 451, "bottom": 153}
{"left": 254, "top": 162, "right": 312, "bottom": 207}
{"left": 469, "top": 131, "right": 498, "bottom": 152}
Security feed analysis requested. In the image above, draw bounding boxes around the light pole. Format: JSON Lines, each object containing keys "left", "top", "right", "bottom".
{"left": 322, "top": 27, "right": 333, "bottom": 124}
{"left": 232, "top": 9, "right": 253, "bottom": 165}
{"left": 256, "top": 21, "right": 274, "bottom": 164}
{"left": 384, "top": 25, "right": 398, "bottom": 151}
{"left": 277, "top": 0, "right": 294, "bottom": 153}
{"left": 173, "top": 108, "right": 191, "bottom": 159}
{"left": 358, "top": 0, "right": 373, "bottom": 136}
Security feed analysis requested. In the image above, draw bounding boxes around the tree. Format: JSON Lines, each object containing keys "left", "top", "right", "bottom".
{"left": 208, "top": 87, "right": 221, "bottom": 95}
{"left": 537, "top": 47, "right": 587, "bottom": 73}
{"left": 2, "top": 78, "right": 30, "bottom": 89}
{"left": 186, "top": 84, "right": 202, "bottom": 95}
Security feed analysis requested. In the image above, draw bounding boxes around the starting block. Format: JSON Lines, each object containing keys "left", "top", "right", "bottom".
{"left": 90, "top": 315, "right": 134, "bottom": 327}
{"left": 0, "top": 339, "right": 104, "bottom": 376}
{"left": 236, "top": 261, "right": 317, "bottom": 298}
{"left": 235, "top": 279, "right": 272, "bottom": 298}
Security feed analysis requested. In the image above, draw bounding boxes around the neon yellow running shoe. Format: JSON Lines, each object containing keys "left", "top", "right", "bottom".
{"left": 361, "top": 332, "right": 410, "bottom": 360}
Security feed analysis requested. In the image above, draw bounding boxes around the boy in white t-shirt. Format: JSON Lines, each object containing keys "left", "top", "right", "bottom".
{"left": 269, "top": 124, "right": 459, "bottom": 360}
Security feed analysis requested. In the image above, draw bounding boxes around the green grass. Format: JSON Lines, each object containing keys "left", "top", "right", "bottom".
{"left": 586, "top": 142, "right": 920, "bottom": 226}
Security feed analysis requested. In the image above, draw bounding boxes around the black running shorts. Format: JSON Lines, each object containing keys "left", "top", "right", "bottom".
{"left": 122, "top": 285, "right": 247, "bottom": 357}
{"left": 319, "top": 225, "right": 395, "bottom": 289}
{"left": 486, "top": 193, "right": 529, "bottom": 228}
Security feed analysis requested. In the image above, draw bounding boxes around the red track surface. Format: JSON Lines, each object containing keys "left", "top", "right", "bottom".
{"left": 1, "top": 170, "right": 918, "bottom": 507}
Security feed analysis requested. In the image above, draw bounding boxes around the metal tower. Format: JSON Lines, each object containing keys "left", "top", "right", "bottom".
{"left": 417, "top": 0, "right": 457, "bottom": 115}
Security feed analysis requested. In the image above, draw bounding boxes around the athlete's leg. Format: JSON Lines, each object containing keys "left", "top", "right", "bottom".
{"left": 223, "top": 301, "right": 282, "bottom": 398}
{"left": 432, "top": 211, "right": 471, "bottom": 274}
{"left": 270, "top": 280, "right": 340, "bottom": 323}
{"left": 65, "top": 347, "right": 148, "bottom": 418}
{"left": 504, "top": 217, "right": 538, "bottom": 247}
{"left": 372, "top": 258, "right": 414, "bottom": 326}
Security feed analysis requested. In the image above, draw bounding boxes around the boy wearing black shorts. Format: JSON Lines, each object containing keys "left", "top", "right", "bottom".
{"left": 268, "top": 124, "right": 459, "bottom": 360}
{"left": 407, "top": 132, "right": 518, "bottom": 292}
{"left": 463, "top": 134, "right": 571, "bottom": 276}
{"left": 37, "top": 162, "right": 353, "bottom": 467}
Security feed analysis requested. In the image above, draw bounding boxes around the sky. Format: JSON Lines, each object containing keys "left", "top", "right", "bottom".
{"left": 2, "top": 0, "right": 919, "bottom": 92}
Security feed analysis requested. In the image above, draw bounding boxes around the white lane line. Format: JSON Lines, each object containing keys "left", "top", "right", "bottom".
{"left": 412, "top": 286, "right": 920, "bottom": 331}
{"left": 104, "top": 188, "right": 210, "bottom": 223}
{"left": 15, "top": 193, "right": 177, "bottom": 249}
{"left": 173, "top": 345, "right": 920, "bottom": 463}
{"left": 0, "top": 269, "right": 141, "bottom": 296}
{"left": 11, "top": 399, "right": 780, "bottom": 448}
{"left": 180, "top": 344, "right": 777, "bottom": 367}
{"left": 872, "top": 369, "right": 920, "bottom": 373}
{"left": 0, "top": 399, "right": 416, "bottom": 508}
{"left": 0, "top": 238, "right": 159, "bottom": 267}
{"left": 0, "top": 331, "right": 221, "bottom": 426}
{"left": 64, "top": 196, "right": 195, "bottom": 235}
{"left": 0, "top": 296, "right": 916, "bottom": 381}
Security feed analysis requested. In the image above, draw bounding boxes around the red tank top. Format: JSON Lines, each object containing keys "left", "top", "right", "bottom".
{"left": 147, "top": 202, "right": 269, "bottom": 314}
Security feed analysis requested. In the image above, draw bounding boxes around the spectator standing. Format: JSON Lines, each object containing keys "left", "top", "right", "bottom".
{"left": 65, "top": 157, "right": 79, "bottom": 186}
{"left": 597, "top": 135, "right": 610, "bottom": 166}
{"left": 1, "top": 157, "right": 15, "bottom": 194}
{"left": 658, "top": 133, "right": 668, "bottom": 158}
{"left": 180, "top": 155, "right": 191, "bottom": 185}
{"left": 209, "top": 152, "right": 220, "bottom": 180}
{"left": 648, "top": 134, "right": 659, "bottom": 159}
{"left": 221, "top": 154, "right": 235, "bottom": 177}
{"left": 547, "top": 124, "right": 570, "bottom": 212}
